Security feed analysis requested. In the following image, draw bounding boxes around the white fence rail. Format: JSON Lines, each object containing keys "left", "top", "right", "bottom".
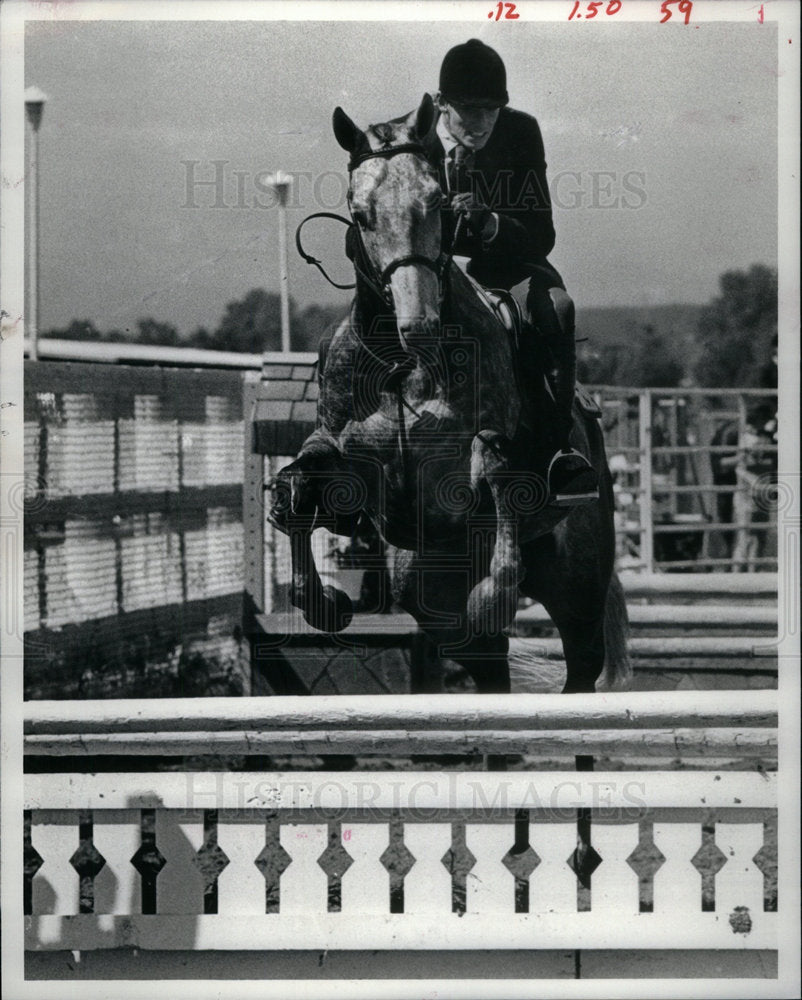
{"left": 24, "top": 692, "right": 778, "bottom": 955}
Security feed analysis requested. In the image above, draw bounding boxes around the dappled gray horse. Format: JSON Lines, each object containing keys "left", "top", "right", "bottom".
{"left": 270, "top": 95, "right": 629, "bottom": 694}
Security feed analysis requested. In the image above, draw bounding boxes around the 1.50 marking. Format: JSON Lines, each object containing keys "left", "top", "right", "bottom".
{"left": 568, "top": 1, "right": 622, "bottom": 19}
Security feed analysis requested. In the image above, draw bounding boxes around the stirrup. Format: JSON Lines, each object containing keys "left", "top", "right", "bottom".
{"left": 548, "top": 448, "right": 599, "bottom": 507}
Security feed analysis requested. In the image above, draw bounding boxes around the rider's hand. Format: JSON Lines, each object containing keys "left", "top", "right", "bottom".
{"left": 450, "top": 192, "right": 494, "bottom": 239}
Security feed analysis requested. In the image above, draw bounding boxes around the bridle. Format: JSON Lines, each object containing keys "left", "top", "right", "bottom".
{"left": 294, "top": 138, "right": 463, "bottom": 494}
{"left": 296, "top": 141, "right": 456, "bottom": 309}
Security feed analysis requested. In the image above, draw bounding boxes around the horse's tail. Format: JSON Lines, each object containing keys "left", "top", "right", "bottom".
{"left": 600, "top": 569, "right": 632, "bottom": 690}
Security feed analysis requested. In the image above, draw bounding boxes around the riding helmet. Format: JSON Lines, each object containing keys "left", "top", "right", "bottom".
{"left": 439, "top": 39, "right": 509, "bottom": 107}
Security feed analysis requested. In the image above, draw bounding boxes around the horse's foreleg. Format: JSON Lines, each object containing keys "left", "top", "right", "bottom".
{"left": 467, "top": 431, "right": 523, "bottom": 634}
{"left": 289, "top": 525, "right": 353, "bottom": 633}
{"left": 270, "top": 435, "right": 355, "bottom": 634}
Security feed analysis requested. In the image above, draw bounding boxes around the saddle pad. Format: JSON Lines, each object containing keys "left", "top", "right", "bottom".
{"left": 464, "top": 270, "right": 522, "bottom": 340}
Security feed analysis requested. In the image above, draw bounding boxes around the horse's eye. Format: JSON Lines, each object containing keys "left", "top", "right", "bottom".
{"left": 352, "top": 208, "right": 370, "bottom": 230}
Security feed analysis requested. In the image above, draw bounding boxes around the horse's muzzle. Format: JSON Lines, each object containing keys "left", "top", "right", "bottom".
{"left": 396, "top": 314, "right": 440, "bottom": 351}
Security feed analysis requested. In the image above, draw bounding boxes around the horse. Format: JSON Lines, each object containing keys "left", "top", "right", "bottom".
{"left": 269, "top": 94, "right": 630, "bottom": 695}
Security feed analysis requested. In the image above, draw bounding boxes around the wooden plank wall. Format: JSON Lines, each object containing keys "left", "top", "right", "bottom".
{"left": 24, "top": 362, "right": 248, "bottom": 699}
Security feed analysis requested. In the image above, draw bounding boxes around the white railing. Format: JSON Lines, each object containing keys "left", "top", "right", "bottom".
{"left": 24, "top": 691, "right": 777, "bottom": 955}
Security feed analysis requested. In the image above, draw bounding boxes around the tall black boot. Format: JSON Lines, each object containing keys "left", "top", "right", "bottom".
{"left": 529, "top": 288, "right": 599, "bottom": 506}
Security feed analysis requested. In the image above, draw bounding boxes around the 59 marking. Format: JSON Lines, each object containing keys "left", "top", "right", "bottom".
{"left": 660, "top": 0, "right": 693, "bottom": 24}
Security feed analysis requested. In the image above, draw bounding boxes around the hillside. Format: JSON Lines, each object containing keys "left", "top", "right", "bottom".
{"left": 575, "top": 304, "right": 704, "bottom": 351}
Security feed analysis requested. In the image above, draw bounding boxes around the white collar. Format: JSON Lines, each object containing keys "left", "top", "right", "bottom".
{"left": 436, "top": 115, "right": 461, "bottom": 158}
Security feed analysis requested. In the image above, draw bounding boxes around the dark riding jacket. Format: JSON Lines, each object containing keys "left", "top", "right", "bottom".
{"left": 420, "top": 107, "right": 561, "bottom": 291}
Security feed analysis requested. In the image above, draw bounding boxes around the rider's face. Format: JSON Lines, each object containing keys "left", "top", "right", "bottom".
{"left": 437, "top": 98, "right": 501, "bottom": 151}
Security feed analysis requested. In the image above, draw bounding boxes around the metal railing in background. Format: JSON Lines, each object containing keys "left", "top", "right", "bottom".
{"left": 595, "top": 386, "right": 778, "bottom": 574}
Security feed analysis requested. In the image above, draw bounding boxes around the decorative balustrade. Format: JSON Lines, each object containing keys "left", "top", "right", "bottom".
{"left": 24, "top": 691, "right": 777, "bottom": 954}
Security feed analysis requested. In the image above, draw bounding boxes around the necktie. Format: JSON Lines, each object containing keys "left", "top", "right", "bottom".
{"left": 448, "top": 145, "right": 473, "bottom": 194}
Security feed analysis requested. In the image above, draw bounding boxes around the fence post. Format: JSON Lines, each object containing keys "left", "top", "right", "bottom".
{"left": 638, "top": 389, "right": 654, "bottom": 574}
{"left": 243, "top": 375, "right": 265, "bottom": 615}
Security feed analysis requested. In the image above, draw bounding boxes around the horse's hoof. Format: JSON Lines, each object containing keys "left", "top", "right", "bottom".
{"left": 303, "top": 585, "right": 354, "bottom": 633}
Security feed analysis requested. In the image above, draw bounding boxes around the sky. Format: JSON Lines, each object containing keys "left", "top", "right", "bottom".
{"left": 23, "top": 13, "right": 779, "bottom": 338}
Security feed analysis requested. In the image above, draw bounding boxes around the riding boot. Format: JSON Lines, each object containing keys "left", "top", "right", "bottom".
{"left": 530, "top": 288, "right": 599, "bottom": 506}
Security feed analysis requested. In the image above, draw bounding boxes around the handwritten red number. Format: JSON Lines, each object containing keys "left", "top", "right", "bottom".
{"left": 570, "top": 0, "right": 622, "bottom": 19}
{"left": 490, "top": 1, "right": 519, "bottom": 18}
{"left": 343, "top": 829, "right": 352, "bottom": 842}
{"left": 660, "top": 0, "right": 693, "bottom": 23}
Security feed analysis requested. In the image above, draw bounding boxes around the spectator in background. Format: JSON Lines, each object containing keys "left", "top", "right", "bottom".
{"left": 720, "top": 403, "right": 777, "bottom": 572}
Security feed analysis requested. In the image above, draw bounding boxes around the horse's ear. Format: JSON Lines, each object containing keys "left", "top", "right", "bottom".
{"left": 413, "top": 93, "right": 435, "bottom": 139}
{"left": 333, "top": 107, "right": 364, "bottom": 153}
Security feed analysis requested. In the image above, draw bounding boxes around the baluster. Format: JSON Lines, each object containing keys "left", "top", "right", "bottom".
{"left": 528, "top": 822, "right": 577, "bottom": 914}
{"left": 652, "top": 822, "right": 704, "bottom": 917}
{"left": 340, "top": 823, "right": 389, "bottom": 914}
{"left": 92, "top": 809, "right": 143, "bottom": 915}
{"left": 465, "top": 824, "right": 515, "bottom": 913}
{"left": 155, "top": 809, "right": 205, "bottom": 915}
{"left": 278, "top": 824, "right": 328, "bottom": 915}
{"left": 714, "top": 823, "right": 766, "bottom": 922}
{"left": 30, "top": 809, "right": 80, "bottom": 915}
{"left": 588, "top": 822, "right": 640, "bottom": 915}
{"left": 399, "top": 824, "right": 452, "bottom": 915}
{"left": 216, "top": 816, "right": 269, "bottom": 915}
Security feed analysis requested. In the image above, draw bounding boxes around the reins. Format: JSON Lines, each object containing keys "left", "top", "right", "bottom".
{"left": 295, "top": 212, "right": 356, "bottom": 290}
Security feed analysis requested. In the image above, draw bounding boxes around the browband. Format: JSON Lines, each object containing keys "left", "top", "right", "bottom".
{"left": 348, "top": 142, "right": 429, "bottom": 171}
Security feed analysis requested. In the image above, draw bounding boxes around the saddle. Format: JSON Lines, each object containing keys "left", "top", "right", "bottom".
{"left": 463, "top": 272, "right": 602, "bottom": 421}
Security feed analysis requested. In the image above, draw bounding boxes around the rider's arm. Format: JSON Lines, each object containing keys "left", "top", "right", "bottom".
{"left": 481, "top": 112, "right": 556, "bottom": 260}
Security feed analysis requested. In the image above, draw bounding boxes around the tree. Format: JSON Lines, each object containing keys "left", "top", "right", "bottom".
{"left": 209, "top": 288, "right": 287, "bottom": 353}
{"left": 43, "top": 319, "right": 103, "bottom": 341}
{"left": 294, "top": 304, "right": 347, "bottom": 352}
{"left": 134, "top": 318, "right": 180, "bottom": 347}
{"left": 693, "top": 264, "right": 778, "bottom": 387}
{"left": 187, "top": 326, "right": 213, "bottom": 349}
{"left": 578, "top": 326, "right": 684, "bottom": 387}
{"left": 616, "top": 324, "right": 685, "bottom": 387}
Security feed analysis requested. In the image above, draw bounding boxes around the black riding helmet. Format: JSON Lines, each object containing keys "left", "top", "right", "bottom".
{"left": 439, "top": 39, "right": 509, "bottom": 107}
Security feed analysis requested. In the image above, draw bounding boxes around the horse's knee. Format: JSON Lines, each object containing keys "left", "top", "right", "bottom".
{"left": 270, "top": 456, "right": 318, "bottom": 524}
{"left": 470, "top": 430, "right": 509, "bottom": 486}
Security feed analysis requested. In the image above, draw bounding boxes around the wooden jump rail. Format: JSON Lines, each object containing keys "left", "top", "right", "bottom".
{"left": 24, "top": 691, "right": 777, "bottom": 958}
{"left": 25, "top": 691, "right": 777, "bottom": 759}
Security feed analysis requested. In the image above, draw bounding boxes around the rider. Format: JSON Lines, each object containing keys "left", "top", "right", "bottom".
{"left": 422, "top": 38, "right": 598, "bottom": 506}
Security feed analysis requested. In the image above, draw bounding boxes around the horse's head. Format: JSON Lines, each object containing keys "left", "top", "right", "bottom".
{"left": 333, "top": 95, "right": 443, "bottom": 350}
